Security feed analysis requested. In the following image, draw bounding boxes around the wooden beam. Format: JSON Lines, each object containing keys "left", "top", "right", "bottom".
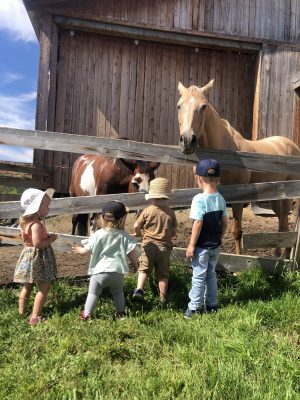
{"left": 0, "top": 161, "right": 51, "bottom": 177}
{"left": 54, "top": 16, "right": 261, "bottom": 53}
{"left": 0, "top": 195, "right": 21, "bottom": 202}
{"left": 0, "top": 227, "right": 290, "bottom": 274}
{"left": 1, "top": 180, "right": 300, "bottom": 219}
{"left": 0, "top": 177, "right": 50, "bottom": 191}
{"left": 1, "top": 127, "right": 300, "bottom": 175}
{"left": 243, "top": 232, "right": 297, "bottom": 249}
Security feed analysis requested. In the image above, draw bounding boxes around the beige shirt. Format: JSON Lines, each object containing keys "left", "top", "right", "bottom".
{"left": 136, "top": 204, "right": 177, "bottom": 249}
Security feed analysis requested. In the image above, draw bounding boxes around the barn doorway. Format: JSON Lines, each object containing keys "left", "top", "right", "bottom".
{"left": 41, "top": 30, "right": 258, "bottom": 193}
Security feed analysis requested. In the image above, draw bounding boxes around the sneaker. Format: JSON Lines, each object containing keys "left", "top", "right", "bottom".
{"left": 116, "top": 311, "right": 126, "bottom": 320}
{"left": 205, "top": 305, "right": 218, "bottom": 314}
{"left": 183, "top": 308, "right": 201, "bottom": 319}
{"left": 132, "top": 288, "right": 144, "bottom": 301}
{"left": 80, "top": 310, "right": 91, "bottom": 321}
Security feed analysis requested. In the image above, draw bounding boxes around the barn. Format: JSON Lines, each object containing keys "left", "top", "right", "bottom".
{"left": 22, "top": 0, "right": 300, "bottom": 195}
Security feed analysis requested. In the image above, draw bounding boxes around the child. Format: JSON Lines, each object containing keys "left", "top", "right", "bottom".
{"left": 184, "top": 159, "right": 228, "bottom": 319}
{"left": 132, "top": 177, "right": 177, "bottom": 304}
{"left": 14, "top": 188, "right": 58, "bottom": 325}
{"left": 72, "top": 201, "right": 138, "bottom": 320}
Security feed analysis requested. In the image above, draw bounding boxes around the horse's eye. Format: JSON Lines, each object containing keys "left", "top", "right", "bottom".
{"left": 177, "top": 105, "right": 181, "bottom": 110}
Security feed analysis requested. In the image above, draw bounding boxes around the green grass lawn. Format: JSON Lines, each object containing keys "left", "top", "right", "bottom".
{"left": 0, "top": 265, "right": 299, "bottom": 400}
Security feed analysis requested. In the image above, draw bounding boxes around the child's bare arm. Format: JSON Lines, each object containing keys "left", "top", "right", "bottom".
{"left": 72, "top": 244, "right": 90, "bottom": 255}
{"left": 186, "top": 220, "right": 203, "bottom": 259}
{"left": 128, "top": 249, "right": 139, "bottom": 271}
{"left": 133, "top": 221, "right": 143, "bottom": 237}
{"left": 31, "top": 223, "right": 57, "bottom": 248}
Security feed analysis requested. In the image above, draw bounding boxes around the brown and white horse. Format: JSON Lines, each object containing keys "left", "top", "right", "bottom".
{"left": 177, "top": 79, "right": 300, "bottom": 257}
{"left": 70, "top": 154, "right": 160, "bottom": 236}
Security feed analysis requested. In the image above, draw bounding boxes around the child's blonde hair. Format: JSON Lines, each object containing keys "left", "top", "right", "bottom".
{"left": 200, "top": 176, "right": 219, "bottom": 184}
{"left": 99, "top": 215, "right": 126, "bottom": 230}
{"left": 19, "top": 213, "right": 39, "bottom": 230}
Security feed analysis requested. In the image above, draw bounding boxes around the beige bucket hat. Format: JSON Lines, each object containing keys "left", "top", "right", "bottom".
{"left": 21, "top": 188, "right": 55, "bottom": 217}
{"left": 145, "top": 177, "right": 171, "bottom": 200}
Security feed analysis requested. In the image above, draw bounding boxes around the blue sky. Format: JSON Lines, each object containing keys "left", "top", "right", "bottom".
{"left": 0, "top": 0, "right": 38, "bottom": 162}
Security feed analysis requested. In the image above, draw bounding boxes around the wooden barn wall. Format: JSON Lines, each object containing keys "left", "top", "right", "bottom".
{"left": 35, "top": 0, "right": 300, "bottom": 44}
{"left": 258, "top": 46, "right": 300, "bottom": 141}
{"left": 35, "top": 29, "right": 256, "bottom": 193}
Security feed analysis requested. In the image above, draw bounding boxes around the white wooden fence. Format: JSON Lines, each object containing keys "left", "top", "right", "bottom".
{"left": 0, "top": 126, "right": 299, "bottom": 272}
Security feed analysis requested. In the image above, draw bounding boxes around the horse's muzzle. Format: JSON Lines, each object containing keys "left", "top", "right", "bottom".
{"left": 179, "top": 134, "right": 197, "bottom": 154}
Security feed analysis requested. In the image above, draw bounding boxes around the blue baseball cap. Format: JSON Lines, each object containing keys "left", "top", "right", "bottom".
{"left": 195, "top": 159, "right": 220, "bottom": 177}
{"left": 101, "top": 201, "right": 127, "bottom": 221}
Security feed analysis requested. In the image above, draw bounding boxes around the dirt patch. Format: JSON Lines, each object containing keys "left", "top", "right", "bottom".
{"left": 0, "top": 206, "right": 296, "bottom": 284}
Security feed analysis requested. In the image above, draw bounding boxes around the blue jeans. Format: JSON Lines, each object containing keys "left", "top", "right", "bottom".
{"left": 188, "top": 246, "right": 220, "bottom": 311}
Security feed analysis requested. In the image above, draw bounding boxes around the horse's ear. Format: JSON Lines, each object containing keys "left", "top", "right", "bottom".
{"left": 178, "top": 81, "right": 187, "bottom": 96}
{"left": 120, "top": 158, "right": 136, "bottom": 172}
{"left": 149, "top": 162, "right": 160, "bottom": 171}
{"left": 202, "top": 79, "right": 214, "bottom": 94}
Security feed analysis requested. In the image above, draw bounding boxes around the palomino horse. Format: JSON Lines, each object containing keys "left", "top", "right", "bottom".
{"left": 177, "top": 80, "right": 300, "bottom": 257}
{"left": 70, "top": 154, "right": 160, "bottom": 236}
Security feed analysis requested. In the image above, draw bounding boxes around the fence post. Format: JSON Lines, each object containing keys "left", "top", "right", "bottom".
{"left": 292, "top": 203, "right": 300, "bottom": 270}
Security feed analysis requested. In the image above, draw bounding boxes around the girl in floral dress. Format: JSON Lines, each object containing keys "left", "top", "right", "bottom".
{"left": 14, "top": 188, "right": 57, "bottom": 325}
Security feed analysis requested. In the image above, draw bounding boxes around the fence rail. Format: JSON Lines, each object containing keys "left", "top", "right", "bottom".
{"left": 1, "top": 180, "right": 300, "bottom": 219}
{"left": 1, "top": 127, "right": 300, "bottom": 174}
{"left": 0, "top": 160, "right": 52, "bottom": 191}
{"left": 0, "top": 226, "right": 290, "bottom": 274}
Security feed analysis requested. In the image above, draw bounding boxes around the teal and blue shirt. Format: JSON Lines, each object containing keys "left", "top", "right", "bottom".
{"left": 190, "top": 192, "right": 227, "bottom": 249}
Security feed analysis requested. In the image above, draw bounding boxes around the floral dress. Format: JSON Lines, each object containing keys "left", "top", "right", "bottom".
{"left": 14, "top": 221, "right": 57, "bottom": 283}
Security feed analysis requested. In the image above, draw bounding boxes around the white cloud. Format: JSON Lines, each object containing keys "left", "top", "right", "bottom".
{"left": 0, "top": 91, "right": 36, "bottom": 129}
{"left": 0, "top": 0, "right": 37, "bottom": 42}
{"left": 1, "top": 72, "right": 23, "bottom": 87}
{"left": 0, "top": 145, "right": 32, "bottom": 163}
{"left": 0, "top": 90, "right": 36, "bottom": 162}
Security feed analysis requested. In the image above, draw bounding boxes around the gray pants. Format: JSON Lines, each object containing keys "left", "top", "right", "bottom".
{"left": 84, "top": 272, "right": 125, "bottom": 315}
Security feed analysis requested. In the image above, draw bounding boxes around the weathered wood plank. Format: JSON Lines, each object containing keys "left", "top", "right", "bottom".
{"left": 0, "top": 177, "right": 50, "bottom": 190}
{"left": 54, "top": 15, "right": 262, "bottom": 52}
{"left": 0, "top": 195, "right": 21, "bottom": 202}
{"left": 1, "top": 127, "right": 300, "bottom": 174}
{"left": 1, "top": 180, "right": 300, "bottom": 219}
{"left": 0, "top": 226, "right": 290, "bottom": 274}
{"left": 0, "top": 162, "right": 51, "bottom": 177}
{"left": 243, "top": 231, "right": 297, "bottom": 249}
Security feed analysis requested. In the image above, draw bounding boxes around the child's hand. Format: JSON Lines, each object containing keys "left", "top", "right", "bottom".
{"left": 186, "top": 244, "right": 195, "bottom": 259}
{"left": 72, "top": 243, "right": 89, "bottom": 255}
{"left": 72, "top": 244, "right": 80, "bottom": 254}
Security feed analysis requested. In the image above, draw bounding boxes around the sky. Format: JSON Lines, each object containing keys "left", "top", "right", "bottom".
{"left": 0, "top": 0, "right": 39, "bottom": 163}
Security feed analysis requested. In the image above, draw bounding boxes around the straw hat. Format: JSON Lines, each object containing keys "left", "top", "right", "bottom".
{"left": 21, "top": 188, "right": 55, "bottom": 217}
{"left": 145, "top": 177, "right": 171, "bottom": 200}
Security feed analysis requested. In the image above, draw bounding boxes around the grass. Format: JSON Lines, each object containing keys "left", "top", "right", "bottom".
{"left": 0, "top": 265, "right": 299, "bottom": 400}
{"left": 0, "top": 184, "right": 23, "bottom": 195}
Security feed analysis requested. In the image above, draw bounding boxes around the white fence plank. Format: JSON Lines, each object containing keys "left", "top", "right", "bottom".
{"left": 1, "top": 127, "right": 300, "bottom": 174}
{"left": 0, "top": 226, "right": 290, "bottom": 274}
{"left": 1, "top": 180, "right": 300, "bottom": 219}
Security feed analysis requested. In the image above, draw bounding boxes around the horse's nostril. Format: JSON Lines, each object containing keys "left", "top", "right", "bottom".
{"left": 180, "top": 135, "right": 184, "bottom": 144}
{"left": 191, "top": 136, "right": 197, "bottom": 146}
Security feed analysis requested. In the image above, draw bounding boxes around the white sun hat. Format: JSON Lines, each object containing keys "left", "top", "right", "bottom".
{"left": 145, "top": 177, "right": 171, "bottom": 200}
{"left": 21, "top": 188, "right": 55, "bottom": 217}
